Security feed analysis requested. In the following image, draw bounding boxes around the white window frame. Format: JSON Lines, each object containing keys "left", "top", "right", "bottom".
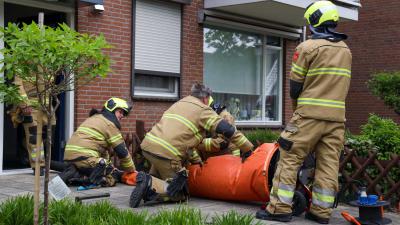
{"left": 132, "top": 0, "right": 182, "bottom": 100}
{"left": 203, "top": 25, "right": 284, "bottom": 127}
{"left": 0, "top": 0, "right": 75, "bottom": 175}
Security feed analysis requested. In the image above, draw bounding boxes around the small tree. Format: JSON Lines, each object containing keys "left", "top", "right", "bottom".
{"left": 368, "top": 71, "right": 400, "bottom": 115}
{"left": 0, "top": 22, "right": 111, "bottom": 225}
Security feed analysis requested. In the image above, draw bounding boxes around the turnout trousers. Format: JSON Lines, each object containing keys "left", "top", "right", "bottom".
{"left": 266, "top": 113, "right": 344, "bottom": 219}
{"left": 22, "top": 109, "right": 56, "bottom": 168}
{"left": 142, "top": 151, "right": 187, "bottom": 202}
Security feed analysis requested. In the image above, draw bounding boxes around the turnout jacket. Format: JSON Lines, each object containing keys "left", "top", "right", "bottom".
{"left": 196, "top": 109, "right": 252, "bottom": 157}
{"left": 141, "top": 96, "right": 253, "bottom": 161}
{"left": 290, "top": 39, "right": 352, "bottom": 122}
{"left": 64, "top": 112, "right": 135, "bottom": 171}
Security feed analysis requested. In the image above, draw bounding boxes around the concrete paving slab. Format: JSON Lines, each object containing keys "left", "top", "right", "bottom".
{"left": 0, "top": 172, "right": 399, "bottom": 225}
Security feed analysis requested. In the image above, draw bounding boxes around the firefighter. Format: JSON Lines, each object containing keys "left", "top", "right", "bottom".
{"left": 256, "top": 1, "right": 352, "bottom": 223}
{"left": 11, "top": 76, "right": 56, "bottom": 176}
{"left": 195, "top": 97, "right": 250, "bottom": 159}
{"left": 62, "top": 97, "right": 135, "bottom": 187}
{"left": 129, "top": 83, "right": 254, "bottom": 208}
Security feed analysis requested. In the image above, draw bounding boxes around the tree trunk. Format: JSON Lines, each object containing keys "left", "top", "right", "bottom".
{"left": 33, "top": 109, "right": 43, "bottom": 225}
{"left": 43, "top": 95, "right": 55, "bottom": 225}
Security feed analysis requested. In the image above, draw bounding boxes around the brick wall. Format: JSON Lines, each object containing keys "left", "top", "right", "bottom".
{"left": 337, "top": 0, "right": 400, "bottom": 132}
{"left": 283, "top": 39, "right": 299, "bottom": 124}
{"left": 76, "top": 0, "right": 204, "bottom": 132}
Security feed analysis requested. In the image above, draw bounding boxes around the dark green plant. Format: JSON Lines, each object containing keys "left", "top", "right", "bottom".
{"left": 212, "top": 211, "right": 262, "bottom": 225}
{"left": 368, "top": 71, "right": 400, "bottom": 114}
{"left": 0, "top": 195, "right": 39, "bottom": 225}
{"left": 345, "top": 134, "right": 377, "bottom": 158}
{"left": 360, "top": 114, "right": 400, "bottom": 159}
{"left": 149, "top": 206, "right": 206, "bottom": 225}
{"left": 0, "top": 195, "right": 270, "bottom": 225}
{"left": 244, "top": 129, "right": 280, "bottom": 146}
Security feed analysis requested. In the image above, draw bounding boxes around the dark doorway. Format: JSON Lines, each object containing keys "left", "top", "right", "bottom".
{"left": 3, "top": 3, "right": 67, "bottom": 170}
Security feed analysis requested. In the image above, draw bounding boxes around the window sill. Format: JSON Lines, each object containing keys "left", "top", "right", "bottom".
{"left": 132, "top": 95, "right": 179, "bottom": 102}
{"left": 236, "top": 121, "right": 283, "bottom": 129}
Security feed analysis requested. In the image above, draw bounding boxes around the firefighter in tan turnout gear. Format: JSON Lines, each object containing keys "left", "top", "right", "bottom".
{"left": 62, "top": 98, "right": 135, "bottom": 187}
{"left": 129, "top": 83, "right": 254, "bottom": 208}
{"left": 11, "top": 76, "right": 56, "bottom": 176}
{"left": 256, "top": 1, "right": 352, "bottom": 223}
{"left": 195, "top": 97, "right": 249, "bottom": 159}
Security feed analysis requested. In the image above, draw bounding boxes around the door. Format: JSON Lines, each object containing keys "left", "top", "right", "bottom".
{"left": 2, "top": 2, "right": 70, "bottom": 171}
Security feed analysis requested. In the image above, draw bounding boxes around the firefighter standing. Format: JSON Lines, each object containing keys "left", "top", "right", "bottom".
{"left": 63, "top": 97, "right": 135, "bottom": 187}
{"left": 12, "top": 76, "right": 56, "bottom": 176}
{"left": 256, "top": 1, "right": 352, "bottom": 223}
{"left": 129, "top": 83, "right": 254, "bottom": 208}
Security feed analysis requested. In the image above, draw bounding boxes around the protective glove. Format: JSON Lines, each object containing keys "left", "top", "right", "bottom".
{"left": 241, "top": 150, "right": 252, "bottom": 163}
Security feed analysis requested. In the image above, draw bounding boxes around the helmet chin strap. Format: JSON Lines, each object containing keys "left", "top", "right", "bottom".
{"left": 309, "top": 25, "right": 348, "bottom": 42}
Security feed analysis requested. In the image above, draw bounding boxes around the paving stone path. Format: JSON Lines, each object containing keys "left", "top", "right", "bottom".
{"left": 0, "top": 172, "right": 399, "bottom": 225}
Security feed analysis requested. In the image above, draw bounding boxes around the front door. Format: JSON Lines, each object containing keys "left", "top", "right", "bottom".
{"left": 1, "top": 2, "right": 72, "bottom": 172}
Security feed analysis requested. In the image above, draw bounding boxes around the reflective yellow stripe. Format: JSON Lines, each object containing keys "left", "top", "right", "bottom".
{"left": 291, "top": 63, "right": 307, "bottom": 76}
{"left": 204, "top": 138, "right": 212, "bottom": 152}
{"left": 314, "top": 193, "right": 335, "bottom": 203}
{"left": 164, "top": 113, "right": 202, "bottom": 142}
{"left": 236, "top": 136, "right": 248, "bottom": 147}
{"left": 307, "top": 67, "right": 351, "bottom": 78}
{"left": 77, "top": 127, "right": 105, "bottom": 141}
{"left": 192, "top": 151, "right": 199, "bottom": 158}
{"left": 312, "top": 187, "right": 336, "bottom": 208}
{"left": 108, "top": 134, "right": 123, "bottom": 144}
{"left": 120, "top": 159, "right": 134, "bottom": 168}
{"left": 146, "top": 133, "right": 181, "bottom": 157}
{"left": 65, "top": 144, "right": 100, "bottom": 157}
{"left": 205, "top": 116, "right": 219, "bottom": 131}
{"left": 298, "top": 98, "right": 345, "bottom": 109}
{"left": 277, "top": 183, "right": 295, "bottom": 204}
{"left": 232, "top": 149, "right": 240, "bottom": 156}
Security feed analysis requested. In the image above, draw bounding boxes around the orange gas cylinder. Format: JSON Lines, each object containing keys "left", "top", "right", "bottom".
{"left": 188, "top": 143, "right": 279, "bottom": 202}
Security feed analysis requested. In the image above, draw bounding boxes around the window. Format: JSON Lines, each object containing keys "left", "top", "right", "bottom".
{"left": 132, "top": 0, "right": 181, "bottom": 99}
{"left": 204, "top": 26, "right": 282, "bottom": 125}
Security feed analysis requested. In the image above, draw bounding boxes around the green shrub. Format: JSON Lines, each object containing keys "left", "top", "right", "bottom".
{"left": 345, "top": 134, "right": 377, "bottom": 158}
{"left": 149, "top": 207, "right": 205, "bottom": 225}
{"left": 0, "top": 195, "right": 262, "bottom": 225}
{"left": 0, "top": 195, "right": 37, "bottom": 225}
{"left": 368, "top": 71, "right": 400, "bottom": 114}
{"left": 244, "top": 129, "right": 280, "bottom": 146}
{"left": 360, "top": 114, "right": 400, "bottom": 159}
{"left": 212, "top": 211, "right": 261, "bottom": 225}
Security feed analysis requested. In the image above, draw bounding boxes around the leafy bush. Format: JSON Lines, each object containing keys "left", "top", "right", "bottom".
{"left": 244, "top": 129, "right": 280, "bottom": 146}
{"left": 368, "top": 71, "right": 400, "bottom": 114}
{"left": 345, "top": 134, "right": 378, "bottom": 158}
{"left": 149, "top": 207, "right": 205, "bottom": 225}
{"left": 212, "top": 211, "right": 261, "bottom": 225}
{"left": 343, "top": 114, "right": 400, "bottom": 203}
{"left": 0, "top": 195, "right": 260, "bottom": 225}
{"left": 0, "top": 195, "right": 37, "bottom": 225}
{"left": 360, "top": 114, "right": 400, "bottom": 159}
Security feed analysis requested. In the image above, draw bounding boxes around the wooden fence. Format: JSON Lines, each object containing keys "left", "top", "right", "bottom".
{"left": 339, "top": 146, "right": 400, "bottom": 200}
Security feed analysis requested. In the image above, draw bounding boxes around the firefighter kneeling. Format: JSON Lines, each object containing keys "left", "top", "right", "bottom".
{"left": 129, "top": 83, "right": 253, "bottom": 208}
{"left": 60, "top": 97, "right": 136, "bottom": 187}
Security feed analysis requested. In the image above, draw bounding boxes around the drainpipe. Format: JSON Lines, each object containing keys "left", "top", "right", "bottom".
{"left": 301, "top": 26, "right": 307, "bottom": 42}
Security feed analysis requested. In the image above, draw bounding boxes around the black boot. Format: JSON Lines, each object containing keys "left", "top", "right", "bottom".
{"left": 255, "top": 209, "right": 292, "bottom": 222}
{"left": 129, "top": 171, "right": 151, "bottom": 208}
{"left": 305, "top": 212, "right": 330, "bottom": 224}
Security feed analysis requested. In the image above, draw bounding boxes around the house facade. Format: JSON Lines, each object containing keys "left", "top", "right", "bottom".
{"left": 0, "top": 0, "right": 398, "bottom": 174}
